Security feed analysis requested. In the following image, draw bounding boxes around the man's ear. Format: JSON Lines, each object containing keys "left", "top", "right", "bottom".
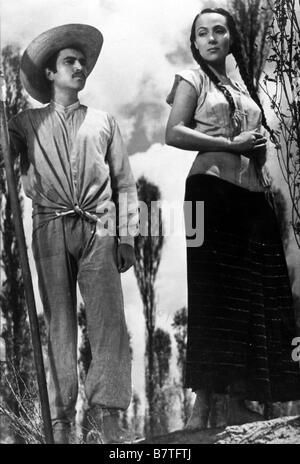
{"left": 45, "top": 68, "right": 54, "bottom": 82}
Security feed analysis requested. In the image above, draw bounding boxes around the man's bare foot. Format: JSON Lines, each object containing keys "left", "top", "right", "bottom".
{"left": 185, "top": 389, "right": 211, "bottom": 430}
{"left": 227, "top": 398, "right": 264, "bottom": 426}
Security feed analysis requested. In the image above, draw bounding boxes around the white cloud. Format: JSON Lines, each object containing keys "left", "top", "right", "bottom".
{"left": 2, "top": 0, "right": 203, "bottom": 113}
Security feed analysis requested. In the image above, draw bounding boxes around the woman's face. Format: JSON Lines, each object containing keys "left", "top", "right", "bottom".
{"left": 193, "top": 13, "right": 232, "bottom": 65}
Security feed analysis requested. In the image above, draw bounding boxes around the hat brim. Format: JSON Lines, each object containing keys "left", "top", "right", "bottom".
{"left": 20, "top": 24, "right": 103, "bottom": 104}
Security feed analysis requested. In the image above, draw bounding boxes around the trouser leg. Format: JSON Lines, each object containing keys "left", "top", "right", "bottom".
{"left": 32, "top": 218, "right": 78, "bottom": 424}
{"left": 78, "top": 229, "right": 131, "bottom": 410}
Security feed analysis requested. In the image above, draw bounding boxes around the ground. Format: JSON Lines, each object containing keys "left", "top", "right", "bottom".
{"left": 139, "top": 416, "right": 300, "bottom": 444}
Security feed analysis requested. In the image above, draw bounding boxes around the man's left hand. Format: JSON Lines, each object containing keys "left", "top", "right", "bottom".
{"left": 117, "top": 243, "right": 135, "bottom": 273}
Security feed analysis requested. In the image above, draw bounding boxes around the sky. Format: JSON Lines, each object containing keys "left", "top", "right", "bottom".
{"left": 1, "top": 0, "right": 300, "bottom": 418}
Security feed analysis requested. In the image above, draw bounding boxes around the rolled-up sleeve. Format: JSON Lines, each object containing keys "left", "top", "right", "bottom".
{"left": 106, "top": 116, "right": 139, "bottom": 246}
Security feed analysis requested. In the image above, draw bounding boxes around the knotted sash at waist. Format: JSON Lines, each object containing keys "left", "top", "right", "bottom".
{"left": 54, "top": 204, "right": 100, "bottom": 223}
{"left": 32, "top": 202, "right": 114, "bottom": 233}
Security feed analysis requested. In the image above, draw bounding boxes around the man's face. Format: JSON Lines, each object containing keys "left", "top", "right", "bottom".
{"left": 46, "top": 48, "right": 88, "bottom": 93}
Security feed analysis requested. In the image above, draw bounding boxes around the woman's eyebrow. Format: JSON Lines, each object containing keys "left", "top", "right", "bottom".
{"left": 196, "top": 24, "right": 226, "bottom": 31}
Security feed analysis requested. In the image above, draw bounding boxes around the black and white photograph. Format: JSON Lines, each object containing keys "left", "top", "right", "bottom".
{"left": 0, "top": 0, "right": 300, "bottom": 449}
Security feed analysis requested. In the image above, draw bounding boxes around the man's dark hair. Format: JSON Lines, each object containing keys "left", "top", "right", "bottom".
{"left": 44, "top": 50, "right": 60, "bottom": 73}
{"left": 44, "top": 46, "right": 86, "bottom": 74}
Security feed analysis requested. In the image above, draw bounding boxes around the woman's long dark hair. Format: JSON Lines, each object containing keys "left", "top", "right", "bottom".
{"left": 190, "top": 8, "right": 273, "bottom": 138}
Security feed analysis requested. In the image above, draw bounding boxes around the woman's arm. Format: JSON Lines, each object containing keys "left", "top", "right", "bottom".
{"left": 165, "top": 80, "right": 267, "bottom": 155}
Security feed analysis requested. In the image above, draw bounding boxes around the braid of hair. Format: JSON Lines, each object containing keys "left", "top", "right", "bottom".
{"left": 226, "top": 15, "right": 276, "bottom": 143}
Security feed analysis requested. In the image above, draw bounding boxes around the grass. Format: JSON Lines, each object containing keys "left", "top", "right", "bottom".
{"left": 0, "top": 364, "right": 45, "bottom": 444}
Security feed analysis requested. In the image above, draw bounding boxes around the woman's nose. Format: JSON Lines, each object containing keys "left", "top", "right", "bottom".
{"left": 208, "top": 34, "right": 217, "bottom": 43}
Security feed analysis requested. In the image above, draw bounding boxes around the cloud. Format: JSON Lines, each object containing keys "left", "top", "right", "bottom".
{"left": 2, "top": 0, "right": 206, "bottom": 151}
{"left": 2, "top": 0, "right": 202, "bottom": 108}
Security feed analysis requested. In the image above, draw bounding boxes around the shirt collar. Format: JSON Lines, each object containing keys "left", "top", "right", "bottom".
{"left": 50, "top": 100, "right": 81, "bottom": 114}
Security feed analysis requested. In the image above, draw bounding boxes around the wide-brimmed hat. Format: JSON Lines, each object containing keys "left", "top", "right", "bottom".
{"left": 20, "top": 24, "right": 103, "bottom": 103}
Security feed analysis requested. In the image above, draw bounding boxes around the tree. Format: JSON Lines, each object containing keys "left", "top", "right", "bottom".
{"left": 229, "top": 0, "right": 273, "bottom": 90}
{"left": 0, "top": 45, "right": 31, "bottom": 441}
{"left": 130, "top": 391, "right": 142, "bottom": 438}
{"left": 262, "top": 0, "right": 300, "bottom": 248}
{"left": 152, "top": 327, "right": 172, "bottom": 435}
{"left": 77, "top": 303, "right": 92, "bottom": 440}
{"left": 172, "top": 306, "right": 192, "bottom": 425}
{"left": 133, "top": 176, "right": 164, "bottom": 437}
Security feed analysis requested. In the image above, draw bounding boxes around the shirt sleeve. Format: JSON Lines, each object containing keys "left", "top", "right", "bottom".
{"left": 8, "top": 113, "right": 27, "bottom": 159}
{"left": 166, "top": 68, "right": 203, "bottom": 106}
{"left": 106, "top": 115, "right": 139, "bottom": 246}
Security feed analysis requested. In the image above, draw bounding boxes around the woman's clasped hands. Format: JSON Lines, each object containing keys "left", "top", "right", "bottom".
{"left": 231, "top": 130, "right": 267, "bottom": 158}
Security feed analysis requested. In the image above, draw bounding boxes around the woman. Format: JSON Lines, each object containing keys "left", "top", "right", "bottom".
{"left": 166, "top": 8, "right": 300, "bottom": 429}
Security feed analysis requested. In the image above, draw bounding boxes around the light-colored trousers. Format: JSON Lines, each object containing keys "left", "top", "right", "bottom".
{"left": 32, "top": 214, "right": 131, "bottom": 424}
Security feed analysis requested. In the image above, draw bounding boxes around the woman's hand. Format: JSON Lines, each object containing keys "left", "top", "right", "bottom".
{"left": 231, "top": 131, "right": 267, "bottom": 157}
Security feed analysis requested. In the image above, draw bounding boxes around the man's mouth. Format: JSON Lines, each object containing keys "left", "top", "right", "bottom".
{"left": 72, "top": 73, "right": 86, "bottom": 80}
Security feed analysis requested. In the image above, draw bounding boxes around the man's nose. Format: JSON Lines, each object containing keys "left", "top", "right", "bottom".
{"left": 74, "top": 60, "right": 84, "bottom": 71}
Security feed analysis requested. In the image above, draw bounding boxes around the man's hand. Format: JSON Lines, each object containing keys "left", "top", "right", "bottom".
{"left": 117, "top": 243, "right": 135, "bottom": 273}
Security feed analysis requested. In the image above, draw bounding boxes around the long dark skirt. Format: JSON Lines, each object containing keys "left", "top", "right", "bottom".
{"left": 184, "top": 174, "right": 300, "bottom": 402}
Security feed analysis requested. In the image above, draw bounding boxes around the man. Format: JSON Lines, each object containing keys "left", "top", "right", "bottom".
{"left": 8, "top": 24, "right": 139, "bottom": 444}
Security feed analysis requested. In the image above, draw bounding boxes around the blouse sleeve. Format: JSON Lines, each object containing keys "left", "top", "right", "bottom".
{"left": 166, "top": 68, "right": 203, "bottom": 106}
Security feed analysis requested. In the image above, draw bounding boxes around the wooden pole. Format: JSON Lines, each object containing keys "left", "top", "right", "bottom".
{"left": 0, "top": 72, "right": 54, "bottom": 444}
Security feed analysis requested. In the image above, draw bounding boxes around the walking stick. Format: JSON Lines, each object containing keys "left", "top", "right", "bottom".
{"left": 0, "top": 71, "right": 54, "bottom": 444}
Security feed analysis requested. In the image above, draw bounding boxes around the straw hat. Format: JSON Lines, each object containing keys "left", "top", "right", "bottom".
{"left": 20, "top": 24, "right": 103, "bottom": 103}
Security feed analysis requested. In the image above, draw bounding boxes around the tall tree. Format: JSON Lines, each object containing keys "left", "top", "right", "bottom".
{"left": 133, "top": 176, "right": 164, "bottom": 437}
{"left": 152, "top": 327, "right": 172, "bottom": 435}
{"left": 262, "top": 0, "right": 300, "bottom": 248}
{"left": 131, "top": 391, "right": 142, "bottom": 438}
{"left": 0, "top": 45, "right": 31, "bottom": 436}
{"left": 153, "top": 328, "right": 171, "bottom": 389}
{"left": 229, "top": 0, "right": 273, "bottom": 90}
{"left": 77, "top": 303, "right": 92, "bottom": 440}
{"left": 172, "top": 306, "right": 192, "bottom": 425}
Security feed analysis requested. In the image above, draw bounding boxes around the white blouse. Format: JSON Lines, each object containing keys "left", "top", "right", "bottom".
{"left": 167, "top": 67, "right": 268, "bottom": 192}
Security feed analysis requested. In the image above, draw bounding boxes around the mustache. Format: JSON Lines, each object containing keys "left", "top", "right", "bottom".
{"left": 72, "top": 71, "right": 86, "bottom": 79}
